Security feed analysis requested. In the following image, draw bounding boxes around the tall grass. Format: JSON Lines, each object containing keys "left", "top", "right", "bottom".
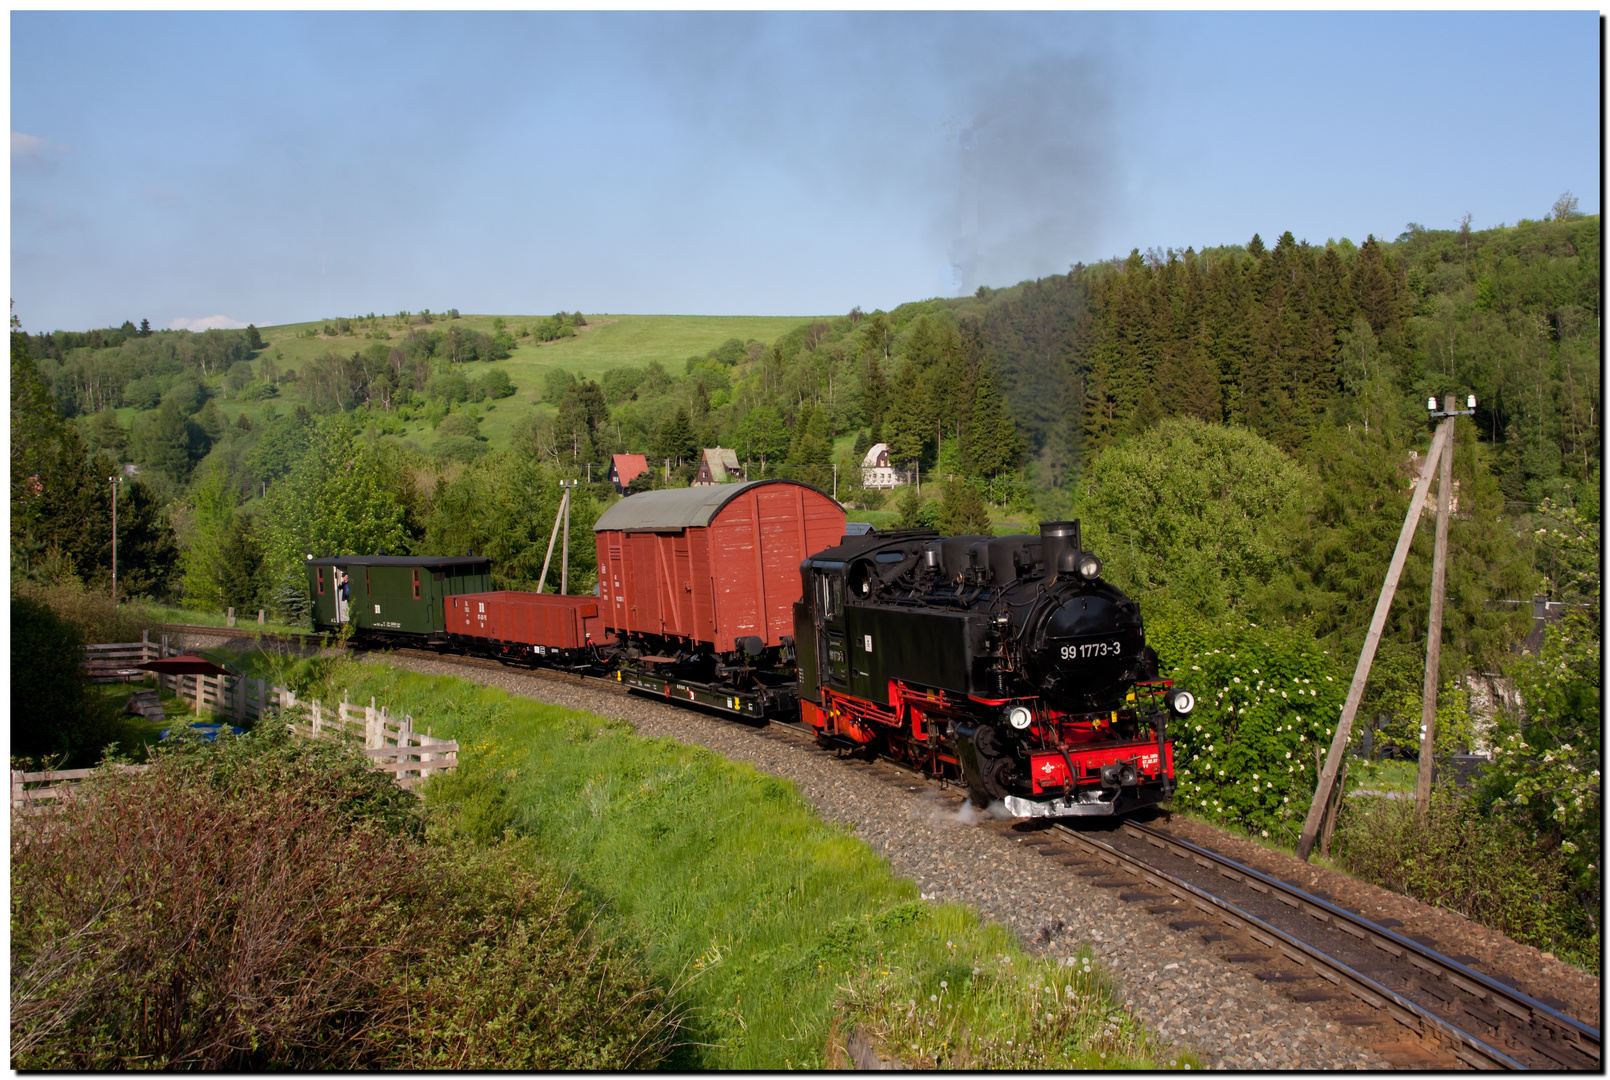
{"left": 251, "top": 652, "right": 1193, "bottom": 1069}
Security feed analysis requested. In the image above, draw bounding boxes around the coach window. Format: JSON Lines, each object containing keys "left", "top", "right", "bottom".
{"left": 317, "top": 567, "right": 325, "bottom": 594}
{"left": 412, "top": 568, "right": 421, "bottom": 599}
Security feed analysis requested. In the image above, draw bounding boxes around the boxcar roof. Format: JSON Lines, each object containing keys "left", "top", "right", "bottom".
{"left": 594, "top": 479, "right": 835, "bottom": 532}
{"left": 306, "top": 555, "right": 492, "bottom": 569}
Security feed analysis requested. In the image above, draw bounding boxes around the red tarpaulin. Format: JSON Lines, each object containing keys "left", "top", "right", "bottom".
{"left": 137, "top": 654, "right": 241, "bottom": 677}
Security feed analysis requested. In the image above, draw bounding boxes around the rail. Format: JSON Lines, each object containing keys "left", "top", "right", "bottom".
{"left": 1115, "top": 821, "right": 1599, "bottom": 1069}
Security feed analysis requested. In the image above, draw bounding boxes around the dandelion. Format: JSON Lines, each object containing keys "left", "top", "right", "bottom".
{"left": 940, "top": 980, "right": 948, "bottom": 988}
{"left": 930, "top": 994, "right": 938, "bottom": 1002}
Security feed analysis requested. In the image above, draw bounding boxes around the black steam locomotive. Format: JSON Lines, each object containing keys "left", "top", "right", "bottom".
{"left": 794, "top": 521, "right": 1190, "bottom": 816}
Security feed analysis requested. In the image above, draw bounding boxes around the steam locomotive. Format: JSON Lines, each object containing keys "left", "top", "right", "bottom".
{"left": 306, "top": 480, "right": 1183, "bottom": 816}
{"left": 794, "top": 521, "right": 1190, "bottom": 817}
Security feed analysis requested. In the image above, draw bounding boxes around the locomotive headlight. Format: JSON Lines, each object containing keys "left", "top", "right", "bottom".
{"left": 1168, "top": 689, "right": 1196, "bottom": 716}
{"left": 1077, "top": 554, "right": 1102, "bottom": 580}
{"left": 1007, "top": 706, "right": 1034, "bottom": 730}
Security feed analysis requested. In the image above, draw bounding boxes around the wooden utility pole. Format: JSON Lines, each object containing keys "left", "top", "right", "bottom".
{"left": 1418, "top": 396, "right": 1470, "bottom": 814}
{"left": 1296, "top": 419, "right": 1454, "bottom": 861}
{"left": 560, "top": 479, "right": 577, "bottom": 595}
{"left": 536, "top": 484, "right": 570, "bottom": 595}
{"left": 108, "top": 475, "right": 122, "bottom": 602}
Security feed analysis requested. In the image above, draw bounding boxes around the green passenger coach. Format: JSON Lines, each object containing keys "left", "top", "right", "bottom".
{"left": 307, "top": 555, "right": 493, "bottom": 639}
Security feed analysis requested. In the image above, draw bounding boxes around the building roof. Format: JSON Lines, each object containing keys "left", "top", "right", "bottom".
{"left": 862, "top": 442, "right": 892, "bottom": 468}
{"left": 699, "top": 447, "right": 742, "bottom": 481}
{"left": 611, "top": 454, "right": 649, "bottom": 485}
{"left": 594, "top": 479, "right": 827, "bottom": 532}
{"left": 306, "top": 555, "right": 492, "bottom": 569}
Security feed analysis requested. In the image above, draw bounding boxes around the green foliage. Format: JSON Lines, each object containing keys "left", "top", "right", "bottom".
{"left": 1333, "top": 787, "right": 1594, "bottom": 970}
{"left": 177, "top": 465, "right": 236, "bottom": 611}
{"left": 786, "top": 405, "right": 834, "bottom": 491}
{"left": 542, "top": 367, "right": 576, "bottom": 404}
{"left": 935, "top": 479, "right": 992, "bottom": 536}
{"left": 732, "top": 405, "right": 790, "bottom": 465}
{"left": 892, "top": 485, "right": 938, "bottom": 531}
{"left": 1148, "top": 613, "right": 1349, "bottom": 842}
{"left": 425, "top": 371, "right": 469, "bottom": 403}
{"left": 653, "top": 405, "right": 697, "bottom": 466}
{"left": 218, "top": 513, "right": 269, "bottom": 614}
{"left": 261, "top": 420, "right": 418, "bottom": 615}
{"left": 476, "top": 367, "right": 515, "bottom": 399}
{"left": 1255, "top": 421, "right": 1532, "bottom": 690}
{"left": 1078, "top": 417, "right": 1305, "bottom": 616}
{"left": 554, "top": 379, "right": 610, "bottom": 464}
{"left": 421, "top": 450, "right": 598, "bottom": 592}
{"left": 959, "top": 367, "right": 1022, "bottom": 479}
{"left": 244, "top": 406, "right": 314, "bottom": 486}
{"left": 1479, "top": 614, "right": 1600, "bottom": 944}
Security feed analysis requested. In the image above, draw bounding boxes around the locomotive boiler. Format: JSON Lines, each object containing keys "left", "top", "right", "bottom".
{"left": 793, "top": 521, "right": 1191, "bottom": 816}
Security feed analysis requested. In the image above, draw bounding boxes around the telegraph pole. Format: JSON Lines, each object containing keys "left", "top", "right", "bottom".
{"left": 536, "top": 482, "right": 570, "bottom": 595}
{"left": 1417, "top": 394, "right": 1476, "bottom": 815}
{"left": 1296, "top": 415, "right": 1456, "bottom": 861}
{"left": 560, "top": 479, "right": 577, "bottom": 595}
{"left": 108, "top": 475, "right": 123, "bottom": 602}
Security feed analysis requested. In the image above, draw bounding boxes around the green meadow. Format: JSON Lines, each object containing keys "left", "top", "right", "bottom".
{"left": 233, "top": 649, "right": 1191, "bottom": 1070}
{"left": 230, "top": 313, "right": 817, "bottom": 453}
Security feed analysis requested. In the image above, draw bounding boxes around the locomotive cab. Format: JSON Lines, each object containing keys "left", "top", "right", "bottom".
{"left": 796, "top": 521, "right": 1184, "bottom": 818}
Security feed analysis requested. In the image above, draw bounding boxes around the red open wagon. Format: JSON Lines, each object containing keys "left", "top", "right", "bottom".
{"left": 445, "top": 591, "right": 603, "bottom": 666}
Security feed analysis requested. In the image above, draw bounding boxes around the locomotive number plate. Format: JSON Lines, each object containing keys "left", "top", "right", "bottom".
{"left": 1060, "top": 639, "right": 1122, "bottom": 660}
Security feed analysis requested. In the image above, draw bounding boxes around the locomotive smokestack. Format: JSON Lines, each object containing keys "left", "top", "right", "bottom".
{"left": 1040, "top": 521, "right": 1081, "bottom": 580}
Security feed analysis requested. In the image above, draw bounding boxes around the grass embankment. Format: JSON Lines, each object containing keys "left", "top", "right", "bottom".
{"left": 238, "top": 650, "right": 1192, "bottom": 1070}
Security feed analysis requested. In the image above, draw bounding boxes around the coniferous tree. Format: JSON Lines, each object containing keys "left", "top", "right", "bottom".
{"left": 788, "top": 407, "right": 834, "bottom": 491}
{"left": 859, "top": 353, "right": 889, "bottom": 431}
{"left": 960, "top": 368, "right": 1023, "bottom": 479}
{"left": 882, "top": 360, "right": 929, "bottom": 468}
{"left": 936, "top": 479, "right": 993, "bottom": 537}
{"left": 653, "top": 406, "right": 697, "bottom": 467}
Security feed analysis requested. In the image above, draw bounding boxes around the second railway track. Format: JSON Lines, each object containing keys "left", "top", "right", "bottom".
{"left": 168, "top": 624, "right": 1601, "bottom": 1069}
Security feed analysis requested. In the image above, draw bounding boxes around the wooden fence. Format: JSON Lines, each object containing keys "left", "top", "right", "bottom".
{"left": 83, "top": 632, "right": 171, "bottom": 683}
{"left": 20, "top": 641, "right": 459, "bottom": 812}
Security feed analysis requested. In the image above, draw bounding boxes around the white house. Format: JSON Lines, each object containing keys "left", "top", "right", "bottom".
{"left": 860, "top": 442, "right": 904, "bottom": 490}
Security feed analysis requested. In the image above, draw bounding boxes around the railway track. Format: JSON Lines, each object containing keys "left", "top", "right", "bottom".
{"left": 168, "top": 624, "right": 1600, "bottom": 1068}
{"left": 1043, "top": 821, "right": 1599, "bottom": 1071}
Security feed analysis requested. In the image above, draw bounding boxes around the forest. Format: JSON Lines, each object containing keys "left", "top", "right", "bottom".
{"left": 11, "top": 205, "right": 1601, "bottom": 964}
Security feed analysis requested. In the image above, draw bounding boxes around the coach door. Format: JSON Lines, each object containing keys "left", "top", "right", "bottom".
{"left": 812, "top": 562, "right": 848, "bottom": 688}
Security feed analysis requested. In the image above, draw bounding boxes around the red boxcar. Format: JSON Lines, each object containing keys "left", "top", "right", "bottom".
{"left": 593, "top": 479, "right": 844, "bottom": 653}
{"left": 445, "top": 591, "right": 603, "bottom": 663}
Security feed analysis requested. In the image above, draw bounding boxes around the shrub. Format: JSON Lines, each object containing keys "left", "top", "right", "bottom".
{"left": 424, "top": 372, "right": 468, "bottom": 403}
{"left": 1332, "top": 786, "right": 1594, "bottom": 970}
{"left": 1148, "top": 613, "right": 1349, "bottom": 843}
{"left": 10, "top": 728, "right": 675, "bottom": 1069}
{"left": 12, "top": 578, "right": 152, "bottom": 644}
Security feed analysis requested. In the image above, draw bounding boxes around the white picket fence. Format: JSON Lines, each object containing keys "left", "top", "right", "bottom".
{"left": 18, "top": 639, "right": 460, "bottom": 813}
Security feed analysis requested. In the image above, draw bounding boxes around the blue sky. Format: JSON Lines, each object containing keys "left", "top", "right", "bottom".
{"left": 10, "top": 11, "right": 1601, "bottom": 332}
